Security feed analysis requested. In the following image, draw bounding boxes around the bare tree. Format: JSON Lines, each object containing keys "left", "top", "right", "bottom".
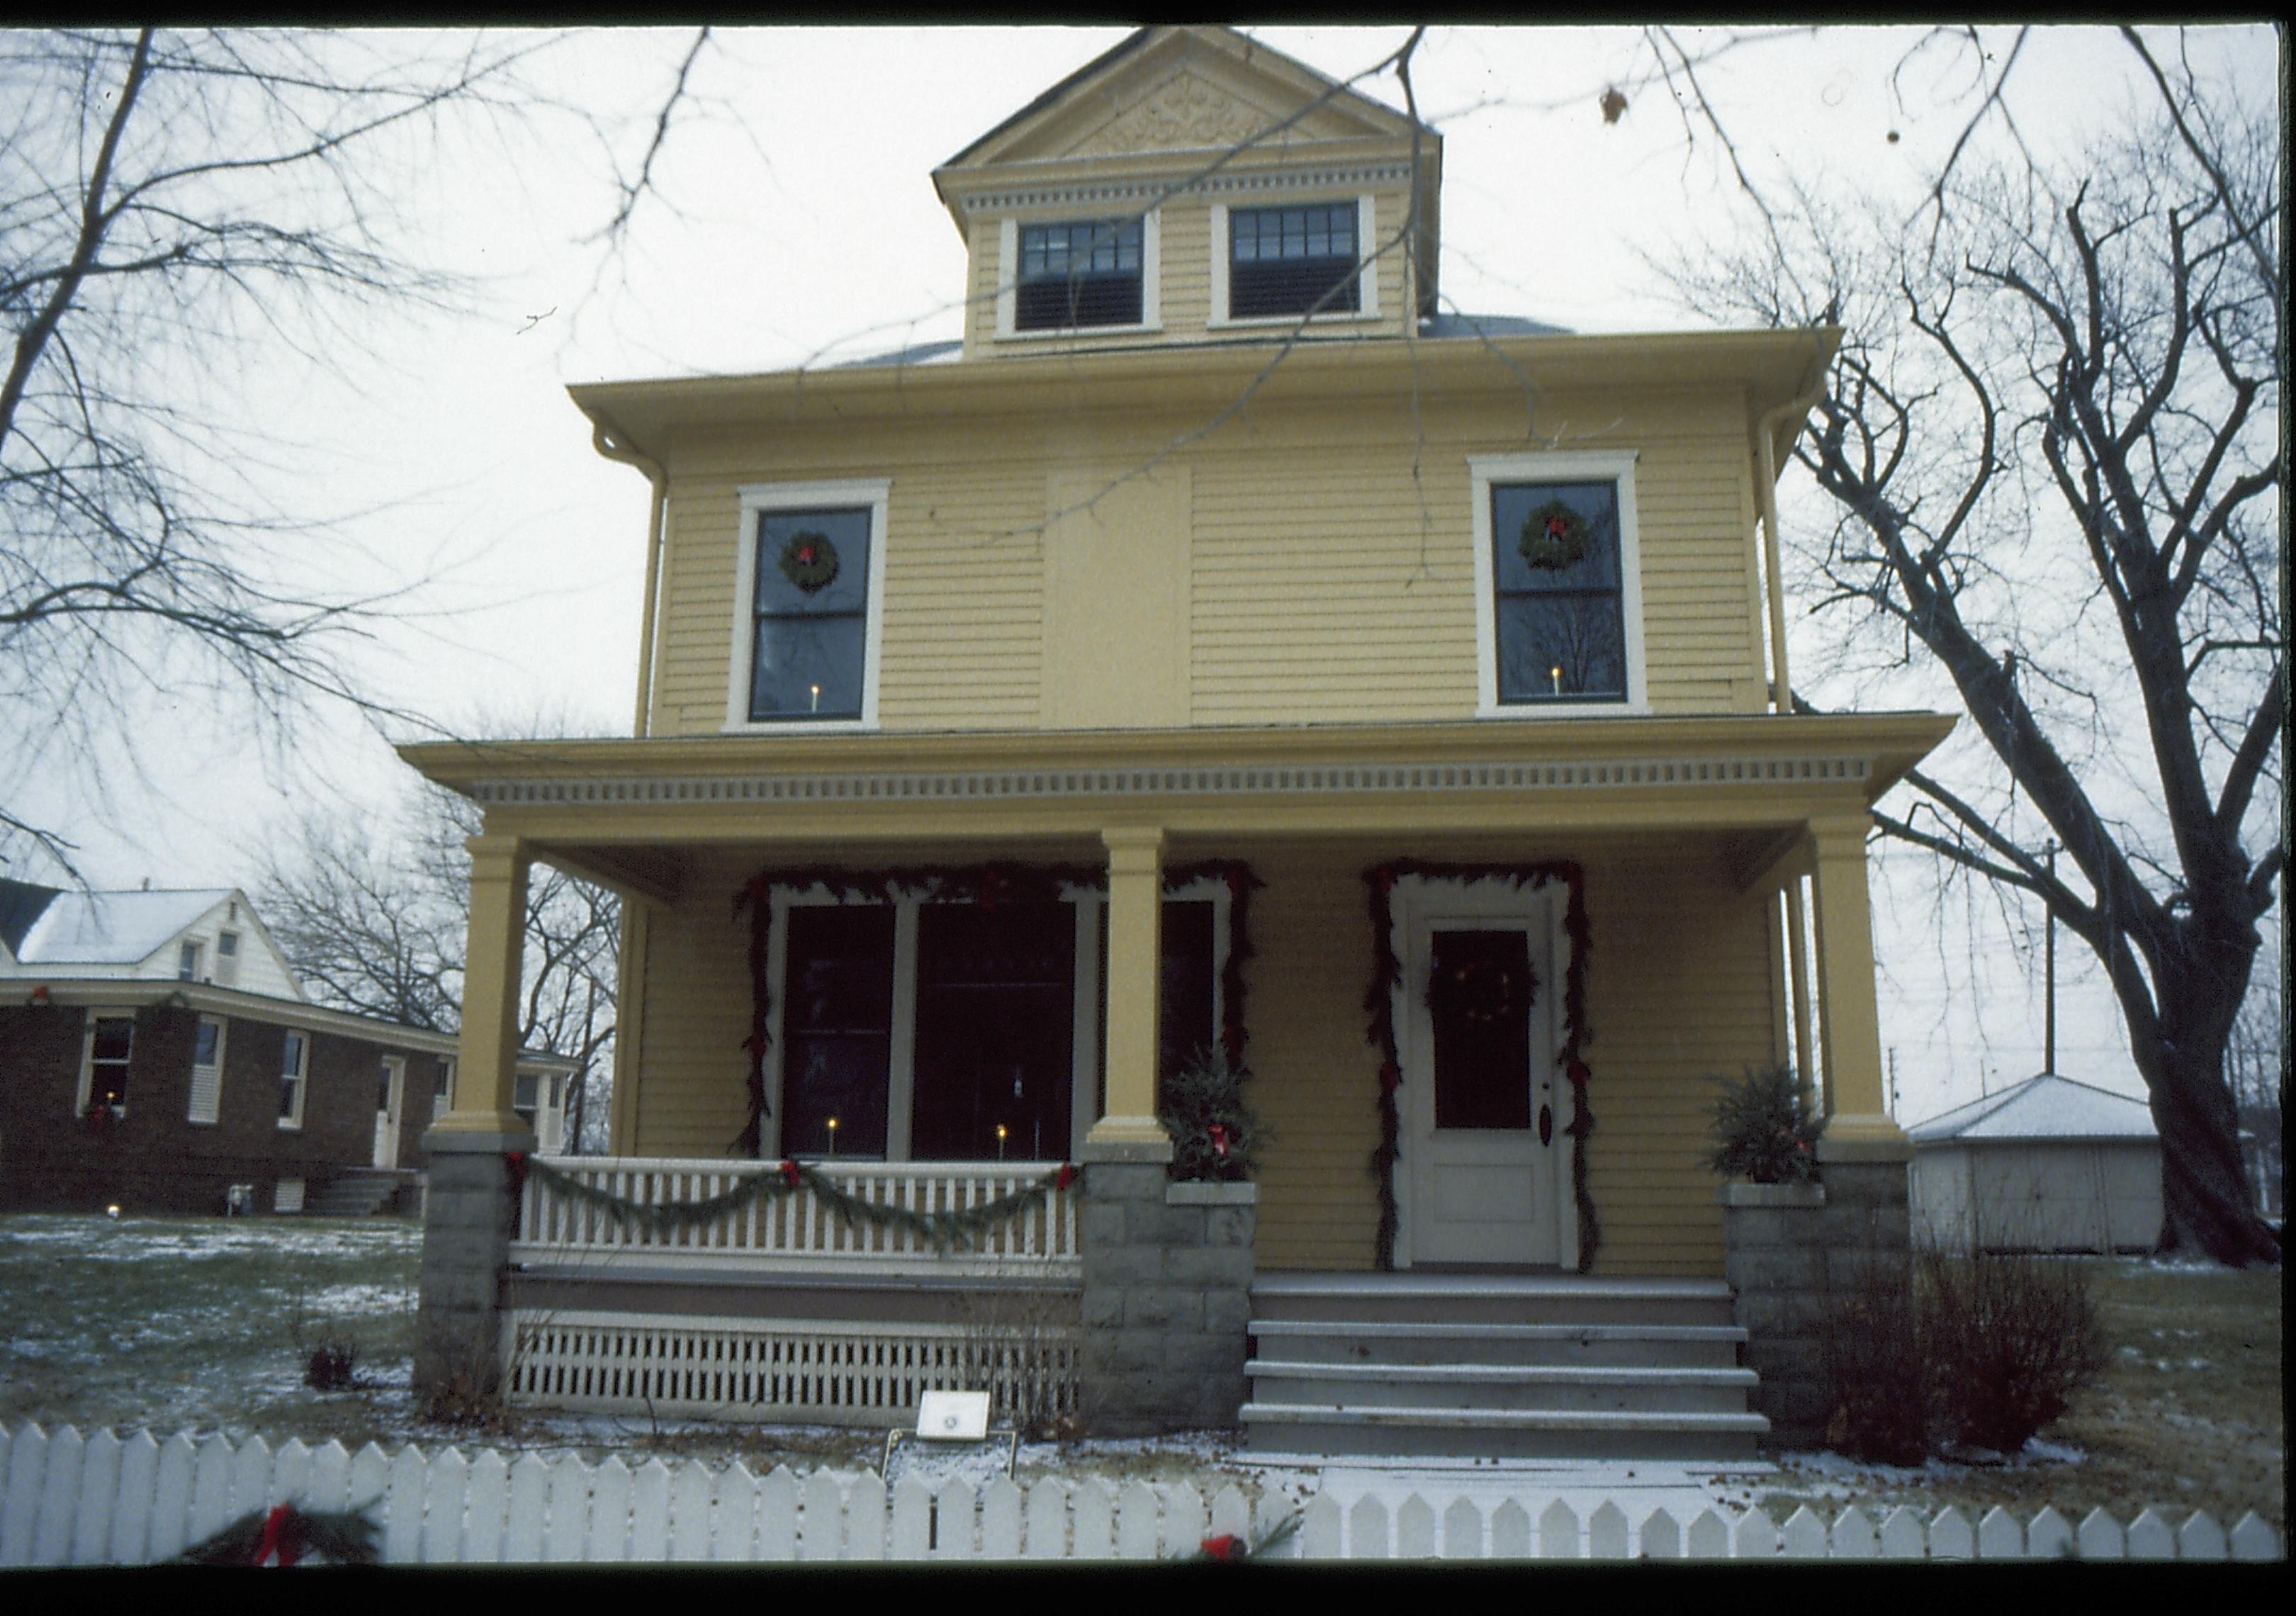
{"left": 259, "top": 779, "right": 621, "bottom": 1151}
{"left": 0, "top": 27, "right": 712, "bottom": 879}
{"left": 1663, "top": 38, "right": 2283, "bottom": 1262}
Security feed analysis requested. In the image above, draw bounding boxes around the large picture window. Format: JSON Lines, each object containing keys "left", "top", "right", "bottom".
{"left": 1470, "top": 452, "right": 1646, "bottom": 714}
{"left": 767, "top": 876, "right": 1233, "bottom": 1162}
{"left": 728, "top": 481, "right": 889, "bottom": 731}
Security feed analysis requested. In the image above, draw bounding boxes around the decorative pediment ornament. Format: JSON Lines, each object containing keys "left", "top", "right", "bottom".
{"left": 1071, "top": 71, "right": 1272, "bottom": 157}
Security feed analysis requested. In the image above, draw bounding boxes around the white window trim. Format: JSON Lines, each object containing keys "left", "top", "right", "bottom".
{"left": 724, "top": 478, "right": 892, "bottom": 735}
{"left": 994, "top": 210, "right": 1162, "bottom": 342}
{"left": 177, "top": 940, "right": 203, "bottom": 982}
{"left": 762, "top": 875, "right": 1232, "bottom": 1163}
{"left": 76, "top": 1008, "right": 136, "bottom": 1118}
{"left": 187, "top": 1014, "right": 228, "bottom": 1126}
{"left": 1469, "top": 449, "right": 1650, "bottom": 718}
{"left": 278, "top": 1029, "right": 309, "bottom": 1131}
{"left": 1209, "top": 194, "right": 1381, "bottom": 330}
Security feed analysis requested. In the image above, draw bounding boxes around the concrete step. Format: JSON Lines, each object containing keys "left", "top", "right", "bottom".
{"left": 1249, "top": 1273, "right": 1739, "bottom": 1329}
{"left": 1242, "top": 1402, "right": 1770, "bottom": 1461}
{"left": 1247, "top": 1359, "right": 1761, "bottom": 1415}
{"left": 1249, "top": 1318, "right": 1747, "bottom": 1369}
{"left": 306, "top": 1171, "right": 417, "bottom": 1217}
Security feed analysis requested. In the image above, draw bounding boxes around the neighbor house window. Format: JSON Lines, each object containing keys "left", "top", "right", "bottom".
{"left": 1016, "top": 218, "right": 1143, "bottom": 330}
{"left": 177, "top": 941, "right": 203, "bottom": 981}
{"left": 81, "top": 1014, "right": 135, "bottom": 1114}
{"left": 728, "top": 481, "right": 891, "bottom": 731}
{"left": 433, "top": 1057, "right": 456, "bottom": 1124}
{"left": 215, "top": 929, "right": 240, "bottom": 987}
{"left": 1215, "top": 200, "right": 1373, "bottom": 323}
{"left": 188, "top": 1016, "right": 227, "bottom": 1125}
{"left": 1470, "top": 451, "right": 1648, "bottom": 714}
{"left": 279, "top": 1030, "right": 308, "bottom": 1129}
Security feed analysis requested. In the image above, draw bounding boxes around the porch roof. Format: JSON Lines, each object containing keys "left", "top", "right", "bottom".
{"left": 400, "top": 712, "right": 1950, "bottom": 904}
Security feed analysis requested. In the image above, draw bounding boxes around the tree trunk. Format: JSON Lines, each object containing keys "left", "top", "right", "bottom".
{"left": 2140, "top": 1010, "right": 2282, "bottom": 1266}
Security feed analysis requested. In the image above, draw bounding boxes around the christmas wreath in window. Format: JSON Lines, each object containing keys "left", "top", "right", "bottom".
{"left": 1519, "top": 498, "right": 1591, "bottom": 571}
{"left": 777, "top": 530, "right": 841, "bottom": 593}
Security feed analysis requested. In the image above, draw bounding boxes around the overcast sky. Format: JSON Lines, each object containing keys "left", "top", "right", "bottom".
{"left": 8, "top": 24, "right": 2278, "bottom": 1124}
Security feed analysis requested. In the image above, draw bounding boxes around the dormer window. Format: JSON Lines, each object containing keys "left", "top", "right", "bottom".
{"left": 1230, "top": 203, "right": 1358, "bottom": 318}
{"left": 1016, "top": 219, "right": 1143, "bottom": 330}
{"left": 177, "top": 941, "right": 203, "bottom": 981}
{"left": 1210, "top": 197, "right": 1379, "bottom": 327}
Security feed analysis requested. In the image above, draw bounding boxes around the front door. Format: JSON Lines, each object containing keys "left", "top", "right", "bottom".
{"left": 373, "top": 1057, "right": 405, "bottom": 1169}
{"left": 1401, "top": 892, "right": 1569, "bottom": 1265}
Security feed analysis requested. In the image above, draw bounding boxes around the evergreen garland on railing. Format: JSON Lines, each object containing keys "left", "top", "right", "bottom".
{"left": 525, "top": 1156, "right": 1079, "bottom": 1250}
{"left": 1363, "top": 860, "right": 1597, "bottom": 1273}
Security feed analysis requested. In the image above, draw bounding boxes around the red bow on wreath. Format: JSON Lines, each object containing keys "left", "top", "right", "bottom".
{"left": 1054, "top": 1163, "right": 1078, "bottom": 1191}
{"left": 778, "top": 1159, "right": 804, "bottom": 1187}
{"left": 1208, "top": 1124, "right": 1230, "bottom": 1159}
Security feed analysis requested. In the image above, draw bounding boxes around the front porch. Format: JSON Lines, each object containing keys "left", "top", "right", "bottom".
{"left": 405, "top": 714, "right": 1947, "bottom": 1442}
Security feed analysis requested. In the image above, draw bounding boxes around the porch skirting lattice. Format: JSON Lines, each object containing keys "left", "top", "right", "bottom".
{"left": 506, "top": 1311, "right": 1080, "bottom": 1427}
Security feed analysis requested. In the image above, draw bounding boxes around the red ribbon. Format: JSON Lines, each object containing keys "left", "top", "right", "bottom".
{"left": 1199, "top": 1533, "right": 1242, "bottom": 1561}
{"left": 1378, "top": 1061, "right": 1401, "bottom": 1094}
{"left": 1208, "top": 1124, "right": 1230, "bottom": 1158}
{"left": 252, "top": 1503, "right": 297, "bottom": 1566}
{"left": 779, "top": 1159, "right": 804, "bottom": 1187}
{"left": 1054, "top": 1164, "right": 1076, "bottom": 1191}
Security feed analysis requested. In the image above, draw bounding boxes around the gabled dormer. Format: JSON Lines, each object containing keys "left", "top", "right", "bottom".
{"left": 933, "top": 26, "right": 1441, "bottom": 358}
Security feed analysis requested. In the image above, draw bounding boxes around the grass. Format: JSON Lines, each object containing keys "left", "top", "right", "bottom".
{"left": 2, "top": 1216, "right": 2280, "bottom": 1530}
{"left": 1751, "top": 1257, "right": 2285, "bottom": 1533}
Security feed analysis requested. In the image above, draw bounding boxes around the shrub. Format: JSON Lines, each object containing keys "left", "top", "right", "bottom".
{"left": 1158, "top": 1050, "right": 1271, "bottom": 1182}
{"left": 1920, "top": 1247, "right": 2110, "bottom": 1453}
{"left": 1817, "top": 1249, "right": 1930, "bottom": 1465}
{"left": 1816, "top": 1240, "right": 2112, "bottom": 1462}
{"left": 305, "top": 1335, "right": 357, "bottom": 1391}
{"left": 1706, "top": 1064, "right": 1824, "bottom": 1184}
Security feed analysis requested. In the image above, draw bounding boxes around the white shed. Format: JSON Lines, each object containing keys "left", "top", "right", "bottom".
{"left": 1907, "top": 1074, "right": 2163, "bottom": 1255}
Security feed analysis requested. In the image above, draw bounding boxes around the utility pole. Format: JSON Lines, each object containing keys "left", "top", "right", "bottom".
{"left": 2044, "top": 843, "right": 2059, "bottom": 1076}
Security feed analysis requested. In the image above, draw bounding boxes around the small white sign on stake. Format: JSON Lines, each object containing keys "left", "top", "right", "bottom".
{"left": 917, "top": 1389, "right": 991, "bottom": 1441}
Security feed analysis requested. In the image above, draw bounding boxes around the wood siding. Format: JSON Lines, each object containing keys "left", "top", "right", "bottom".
{"left": 617, "top": 834, "right": 1783, "bottom": 1276}
{"left": 647, "top": 383, "right": 1767, "bottom": 738}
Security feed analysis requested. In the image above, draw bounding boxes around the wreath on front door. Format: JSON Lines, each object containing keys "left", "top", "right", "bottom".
{"left": 777, "top": 530, "right": 841, "bottom": 593}
{"left": 1519, "top": 499, "right": 1591, "bottom": 571}
{"left": 1423, "top": 950, "right": 1538, "bottom": 1028}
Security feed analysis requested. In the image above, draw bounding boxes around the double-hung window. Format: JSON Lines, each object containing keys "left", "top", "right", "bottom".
{"left": 1470, "top": 451, "right": 1648, "bottom": 714}
{"left": 279, "top": 1030, "right": 308, "bottom": 1129}
{"left": 188, "top": 1016, "right": 227, "bottom": 1124}
{"left": 81, "top": 1014, "right": 135, "bottom": 1115}
{"left": 1213, "top": 198, "right": 1375, "bottom": 325}
{"left": 177, "top": 941, "right": 203, "bottom": 981}
{"left": 1016, "top": 218, "right": 1144, "bottom": 330}
{"left": 728, "top": 481, "right": 890, "bottom": 731}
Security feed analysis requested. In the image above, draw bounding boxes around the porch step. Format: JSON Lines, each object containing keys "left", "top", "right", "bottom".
{"left": 1243, "top": 1272, "right": 1765, "bottom": 1461}
{"left": 305, "top": 1169, "right": 420, "bottom": 1218}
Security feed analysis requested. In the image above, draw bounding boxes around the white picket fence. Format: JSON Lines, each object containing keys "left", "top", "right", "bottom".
{"left": 0, "top": 1423, "right": 2283, "bottom": 1565}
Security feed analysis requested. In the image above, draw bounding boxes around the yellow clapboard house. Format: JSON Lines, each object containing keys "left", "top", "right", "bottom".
{"left": 405, "top": 26, "right": 1951, "bottom": 1454}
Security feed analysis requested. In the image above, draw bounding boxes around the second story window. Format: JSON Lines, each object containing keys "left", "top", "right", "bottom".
{"left": 750, "top": 507, "right": 873, "bottom": 722}
{"left": 1015, "top": 218, "right": 1143, "bottom": 330}
{"left": 1470, "top": 452, "right": 1648, "bottom": 714}
{"left": 178, "top": 940, "right": 203, "bottom": 981}
{"left": 1228, "top": 203, "right": 1361, "bottom": 319}
{"left": 731, "top": 481, "right": 890, "bottom": 731}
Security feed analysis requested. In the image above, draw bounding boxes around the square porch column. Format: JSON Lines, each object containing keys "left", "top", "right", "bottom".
{"left": 1088, "top": 824, "right": 1171, "bottom": 1159}
{"left": 1806, "top": 811, "right": 1909, "bottom": 1163}
{"left": 415, "top": 832, "right": 536, "bottom": 1405}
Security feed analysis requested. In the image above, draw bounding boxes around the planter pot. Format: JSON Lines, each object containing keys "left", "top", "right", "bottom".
{"left": 1718, "top": 1181, "right": 1825, "bottom": 1208}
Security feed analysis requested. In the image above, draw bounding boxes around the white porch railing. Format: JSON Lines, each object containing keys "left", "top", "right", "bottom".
{"left": 512, "top": 1157, "right": 1081, "bottom": 1278}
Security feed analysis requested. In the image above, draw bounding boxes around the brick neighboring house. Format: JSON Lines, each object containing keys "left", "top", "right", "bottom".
{"left": 0, "top": 880, "right": 575, "bottom": 1215}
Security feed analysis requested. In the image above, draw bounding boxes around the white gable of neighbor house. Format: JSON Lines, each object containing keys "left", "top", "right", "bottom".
{"left": 3, "top": 887, "right": 306, "bottom": 1001}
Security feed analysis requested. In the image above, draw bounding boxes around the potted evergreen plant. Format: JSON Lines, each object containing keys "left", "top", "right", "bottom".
{"left": 1707, "top": 1063, "right": 1826, "bottom": 1207}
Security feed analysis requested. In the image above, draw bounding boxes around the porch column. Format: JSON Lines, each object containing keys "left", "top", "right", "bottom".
{"left": 415, "top": 831, "right": 534, "bottom": 1408}
{"left": 1089, "top": 825, "right": 1171, "bottom": 1157}
{"left": 1808, "top": 812, "right": 1909, "bottom": 1161}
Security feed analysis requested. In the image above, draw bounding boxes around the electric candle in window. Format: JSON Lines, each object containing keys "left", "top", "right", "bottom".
{"left": 826, "top": 1116, "right": 838, "bottom": 1157}
{"left": 1551, "top": 666, "right": 1563, "bottom": 697}
{"left": 996, "top": 1123, "right": 1008, "bottom": 1162}
{"left": 809, "top": 683, "right": 821, "bottom": 713}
